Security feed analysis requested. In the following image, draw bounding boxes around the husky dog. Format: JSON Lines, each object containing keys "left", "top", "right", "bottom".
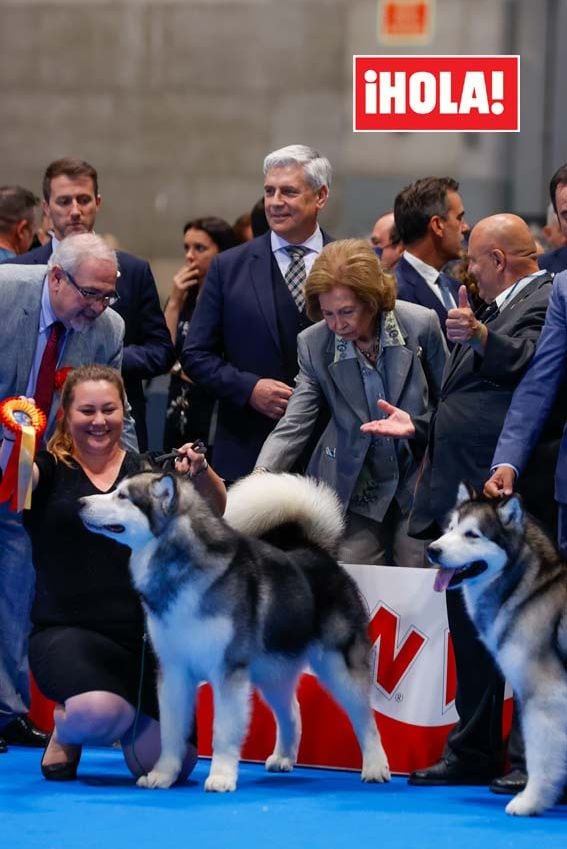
{"left": 427, "top": 483, "right": 567, "bottom": 816}
{"left": 79, "top": 471, "right": 390, "bottom": 793}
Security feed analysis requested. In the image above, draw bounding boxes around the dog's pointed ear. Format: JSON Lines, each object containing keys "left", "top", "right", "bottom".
{"left": 456, "top": 481, "right": 476, "bottom": 505}
{"left": 497, "top": 493, "right": 524, "bottom": 529}
{"left": 149, "top": 474, "right": 177, "bottom": 514}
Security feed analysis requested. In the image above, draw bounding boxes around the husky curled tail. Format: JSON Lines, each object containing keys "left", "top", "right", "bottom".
{"left": 224, "top": 472, "right": 345, "bottom": 553}
{"left": 79, "top": 470, "right": 390, "bottom": 793}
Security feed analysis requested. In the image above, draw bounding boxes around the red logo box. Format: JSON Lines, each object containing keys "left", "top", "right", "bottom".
{"left": 353, "top": 55, "right": 520, "bottom": 132}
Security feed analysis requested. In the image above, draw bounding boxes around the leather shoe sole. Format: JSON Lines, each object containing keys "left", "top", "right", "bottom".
{"left": 2, "top": 716, "right": 49, "bottom": 748}
{"left": 490, "top": 769, "right": 567, "bottom": 803}
{"left": 409, "top": 758, "right": 495, "bottom": 786}
{"left": 490, "top": 768, "right": 527, "bottom": 795}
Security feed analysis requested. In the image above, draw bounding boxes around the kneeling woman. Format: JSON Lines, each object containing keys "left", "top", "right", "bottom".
{"left": 25, "top": 364, "right": 226, "bottom": 781}
{"left": 255, "top": 239, "right": 447, "bottom": 567}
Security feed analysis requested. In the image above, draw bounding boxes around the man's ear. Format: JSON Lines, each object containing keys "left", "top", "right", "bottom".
{"left": 491, "top": 248, "right": 505, "bottom": 271}
{"left": 429, "top": 214, "right": 445, "bottom": 239}
{"left": 316, "top": 184, "right": 329, "bottom": 211}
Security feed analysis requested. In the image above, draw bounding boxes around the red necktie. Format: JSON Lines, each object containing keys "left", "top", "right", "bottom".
{"left": 34, "top": 321, "right": 65, "bottom": 418}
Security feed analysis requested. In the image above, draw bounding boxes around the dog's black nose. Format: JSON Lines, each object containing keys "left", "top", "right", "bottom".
{"left": 426, "top": 542, "right": 441, "bottom": 564}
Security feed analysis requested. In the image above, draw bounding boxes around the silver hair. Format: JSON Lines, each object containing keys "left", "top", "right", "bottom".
{"left": 48, "top": 233, "right": 118, "bottom": 277}
{"left": 263, "top": 144, "right": 332, "bottom": 192}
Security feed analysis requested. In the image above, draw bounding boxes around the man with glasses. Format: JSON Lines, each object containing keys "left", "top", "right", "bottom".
{"left": 393, "top": 177, "right": 470, "bottom": 347}
{"left": 0, "top": 232, "right": 137, "bottom": 752}
{"left": 7, "top": 157, "right": 174, "bottom": 451}
{"left": 369, "top": 210, "right": 403, "bottom": 271}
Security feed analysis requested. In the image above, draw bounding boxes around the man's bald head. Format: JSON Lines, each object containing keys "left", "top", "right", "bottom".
{"left": 467, "top": 214, "right": 540, "bottom": 302}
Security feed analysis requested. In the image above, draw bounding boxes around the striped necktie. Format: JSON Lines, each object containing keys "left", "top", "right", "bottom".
{"left": 284, "top": 245, "right": 309, "bottom": 311}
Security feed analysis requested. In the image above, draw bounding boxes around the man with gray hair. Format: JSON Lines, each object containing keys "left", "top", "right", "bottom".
{"left": 0, "top": 232, "right": 136, "bottom": 751}
{"left": 182, "top": 144, "right": 333, "bottom": 480}
{"left": 0, "top": 185, "right": 39, "bottom": 262}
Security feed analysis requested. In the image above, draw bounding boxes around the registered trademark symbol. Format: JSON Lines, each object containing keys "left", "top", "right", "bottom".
{"left": 395, "top": 692, "right": 404, "bottom": 703}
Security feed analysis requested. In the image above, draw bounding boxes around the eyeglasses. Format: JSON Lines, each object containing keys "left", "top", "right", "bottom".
{"left": 373, "top": 243, "right": 398, "bottom": 259}
{"left": 61, "top": 269, "right": 120, "bottom": 307}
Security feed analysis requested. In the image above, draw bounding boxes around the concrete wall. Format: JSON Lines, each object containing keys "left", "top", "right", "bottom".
{"left": 0, "top": 0, "right": 560, "bottom": 297}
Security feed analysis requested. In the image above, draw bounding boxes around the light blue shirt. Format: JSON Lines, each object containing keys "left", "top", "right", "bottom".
{"left": 271, "top": 226, "right": 324, "bottom": 279}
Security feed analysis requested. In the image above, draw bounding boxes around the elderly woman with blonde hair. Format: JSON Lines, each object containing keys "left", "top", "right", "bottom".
{"left": 255, "top": 238, "right": 447, "bottom": 567}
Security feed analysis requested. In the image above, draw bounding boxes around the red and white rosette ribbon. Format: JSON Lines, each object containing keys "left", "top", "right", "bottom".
{"left": 0, "top": 397, "right": 46, "bottom": 511}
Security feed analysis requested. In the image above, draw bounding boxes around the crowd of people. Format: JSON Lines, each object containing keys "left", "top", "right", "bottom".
{"left": 2, "top": 146, "right": 567, "bottom": 796}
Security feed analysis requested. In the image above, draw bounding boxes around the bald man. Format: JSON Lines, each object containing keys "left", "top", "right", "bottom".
{"left": 361, "top": 214, "right": 565, "bottom": 792}
{"left": 369, "top": 211, "right": 403, "bottom": 271}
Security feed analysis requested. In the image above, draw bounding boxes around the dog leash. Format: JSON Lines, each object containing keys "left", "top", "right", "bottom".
{"left": 153, "top": 439, "right": 207, "bottom": 465}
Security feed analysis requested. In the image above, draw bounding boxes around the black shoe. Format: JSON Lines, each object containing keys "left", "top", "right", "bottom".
{"left": 408, "top": 757, "right": 495, "bottom": 786}
{"left": 2, "top": 716, "right": 50, "bottom": 748}
{"left": 41, "top": 733, "right": 82, "bottom": 782}
{"left": 490, "top": 768, "right": 527, "bottom": 795}
{"left": 0, "top": 737, "right": 6, "bottom": 754}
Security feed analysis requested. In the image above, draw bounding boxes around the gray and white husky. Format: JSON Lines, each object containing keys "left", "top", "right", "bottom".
{"left": 428, "top": 483, "right": 567, "bottom": 816}
{"left": 79, "top": 471, "right": 390, "bottom": 792}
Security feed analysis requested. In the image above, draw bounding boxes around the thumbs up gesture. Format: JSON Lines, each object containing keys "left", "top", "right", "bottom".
{"left": 457, "top": 284, "right": 469, "bottom": 310}
{"left": 445, "top": 284, "right": 484, "bottom": 347}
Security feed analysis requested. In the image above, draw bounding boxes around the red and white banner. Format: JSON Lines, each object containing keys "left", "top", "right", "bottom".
{"left": 353, "top": 54, "right": 520, "bottom": 132}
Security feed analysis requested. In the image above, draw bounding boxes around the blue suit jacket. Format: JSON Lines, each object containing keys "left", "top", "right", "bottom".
{"left": 395, "top": 255, "right": 460, "bottom": 345}
{"left": 8, "top": 241, "right": 174, "bottom": 450}
{"left": 538, "top": 245, "right": 567, "bottom": 275}
{"left": 181, "top": 230, "right": 332, "bottom": 480}
{"left": 492, "top": 270, "right": 567, "bottom": 504}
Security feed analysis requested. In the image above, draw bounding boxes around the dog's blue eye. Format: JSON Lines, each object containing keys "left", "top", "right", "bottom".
{"left": 464, "top": 530, "right": 479, "bottom": 539}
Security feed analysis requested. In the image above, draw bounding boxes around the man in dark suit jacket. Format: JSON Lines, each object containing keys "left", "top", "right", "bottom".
{"left": 181, "top": 144, "right": 332, "bottom": 481}
{"left": 364, "top": 214, "right": 564, "bottom": 792}
{"left": 393, "top": 177, "right": 470, "bottom": 343}
{"left": 538, "top": 163, "right": 567, "bottom": 274}
{"left": 8, "top": 158, "right": 174, "bottom": 450}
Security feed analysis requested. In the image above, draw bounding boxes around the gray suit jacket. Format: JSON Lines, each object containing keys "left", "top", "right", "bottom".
{"left": 256, "top": 300, "right": 448, "bottom": 510}
{"left": 0, "top": 264, "right": 137, "bottom": 449}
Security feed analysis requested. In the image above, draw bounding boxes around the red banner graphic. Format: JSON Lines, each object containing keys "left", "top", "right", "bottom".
{"left": 353, "top": 55, "right": 520, "bottom": 132}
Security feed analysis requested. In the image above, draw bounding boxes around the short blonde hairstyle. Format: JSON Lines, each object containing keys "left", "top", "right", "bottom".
{"left": 47, "top": 364, "right": 126, "bottom": 466}
{"left": 304, "top": 238, "right": 396, "bottom": 322}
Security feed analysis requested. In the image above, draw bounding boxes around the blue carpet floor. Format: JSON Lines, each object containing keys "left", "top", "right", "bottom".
{"left": 2, "top": 747, "right": 566, "bottom": 849}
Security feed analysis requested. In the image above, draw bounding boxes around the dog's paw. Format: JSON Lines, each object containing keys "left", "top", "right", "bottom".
{"left": 361, "top": 753, "right": 391, "bottom": 783}
{"left": 265, "top": 754, "right": 294, "bottom": 773}
{"left": 205, "top": 772, "right": 237, "bottom": 793}
{"left": 505, "top": 791, "right": 543, "bottom": 817}
{"left": 137, "top": 769, "right": 178, "bottom": 790}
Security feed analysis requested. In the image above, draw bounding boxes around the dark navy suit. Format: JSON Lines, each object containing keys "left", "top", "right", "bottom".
{"left": 8, "top": 241, "right": 175, "bottom": 450}
{"left": 181, "top": 231, "right": 332, "bottom": 481}
{"left": 538, "top": 244, "right": 567, "bottom": 274}
{"left": 395, "top": 255, "right": 460, "bottom": 345}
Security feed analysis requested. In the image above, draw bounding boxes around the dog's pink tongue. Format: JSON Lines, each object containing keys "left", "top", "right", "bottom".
{"left": 433, "top": 568, "right": 454, "bottom": 593}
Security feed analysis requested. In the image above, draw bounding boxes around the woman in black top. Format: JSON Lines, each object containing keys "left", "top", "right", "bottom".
{"left": 25, "top": 364, "right": 226, "bottom": 781}
{"left": 162, "top": 216, "right": 237, "bottom": 454}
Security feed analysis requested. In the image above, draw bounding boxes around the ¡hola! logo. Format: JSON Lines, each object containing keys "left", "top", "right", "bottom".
{"left": 353, "top": 55, "right": 520, "bottom": 132}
